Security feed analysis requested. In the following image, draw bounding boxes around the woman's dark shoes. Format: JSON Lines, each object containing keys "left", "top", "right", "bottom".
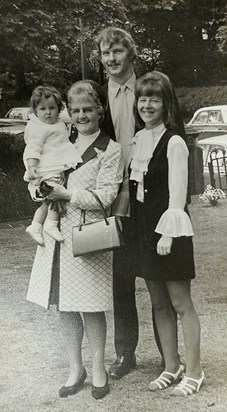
{"left": 59, "top": 367, "right": 87, "bottom": 398}
{"left": 92, "top": 372, "right": 110, "bottom": 400}
{"left": 109, "top": 354, "right": 136, "bottom": 380}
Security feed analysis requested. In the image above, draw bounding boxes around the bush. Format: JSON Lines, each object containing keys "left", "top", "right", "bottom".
{"left": 176, "top": 86, "right": 227, "bottom": 120}
{"left": 0, "top": 132, "right": 36, "bottom": 220}
{"left": 0, "top": 132, "right": 25, "bottom": 171}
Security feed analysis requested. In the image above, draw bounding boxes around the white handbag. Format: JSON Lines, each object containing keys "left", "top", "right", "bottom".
{"left": 72, "top": 191, "right": 124, "bottom": 257}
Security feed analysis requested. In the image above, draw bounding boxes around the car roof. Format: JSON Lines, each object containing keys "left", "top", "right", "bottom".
{"left": 6, "top": 107, "right": 30, "bottom": 113}
{"left": 8, "top": 107, "right": 30, "bottom": 110}
{"left": 195, "top": 105, "right": 227, "bottom": 112}
{"left": 198, "top": 134, "right": 227, "bottom": 146}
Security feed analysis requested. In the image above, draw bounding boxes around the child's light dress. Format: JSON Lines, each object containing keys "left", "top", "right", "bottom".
{"left": 23, "top": 114, "right": 82, "bottom": 199}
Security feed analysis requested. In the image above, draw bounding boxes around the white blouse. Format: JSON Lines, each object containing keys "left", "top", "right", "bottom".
{"left": 130, "top": 124, "right": 194, "bottom": 237}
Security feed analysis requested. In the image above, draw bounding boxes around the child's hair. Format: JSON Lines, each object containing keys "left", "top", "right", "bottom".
{"left": 94, "top": 27, "right": 137, "bottom": 61}
{"left": 135, "top": 71, "right": 177, "bottom": 131}
{"left": 67, "top": 80, "right": 107, "bottom": 123}
{"left": 30, "top": 86, "right": 64, "bottom": 114}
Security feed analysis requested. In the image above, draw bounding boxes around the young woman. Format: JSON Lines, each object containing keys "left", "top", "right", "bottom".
{"left": 129, "top": 71, "right": 205, "bottom": 396}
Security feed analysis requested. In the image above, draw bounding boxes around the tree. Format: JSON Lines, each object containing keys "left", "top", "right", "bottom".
{"left": 123, "top": 0, "right": 226, "bottom": 85}
{"left": 0, "top": 0, "right": 226, "bottom": 95}
{"left": 0, "top": 0, "right": 127, "bottom": 96}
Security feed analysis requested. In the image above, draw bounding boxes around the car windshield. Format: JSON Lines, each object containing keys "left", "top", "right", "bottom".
{"left": 193, "top": 110, "right": 223, "bottom": 124}
{"left": 5, "top": 108, "right": 30, "bottom": 120}
{"left": 6, "top": 109, "right": 23, "bottom": 119}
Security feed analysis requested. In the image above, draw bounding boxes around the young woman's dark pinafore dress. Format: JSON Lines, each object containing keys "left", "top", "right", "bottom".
{"left": 128, "top": 130, "right": 195, "bottom": 281}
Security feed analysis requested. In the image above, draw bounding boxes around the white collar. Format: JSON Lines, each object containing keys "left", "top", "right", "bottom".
{"left": 109, "top": 73, "right": 136, "bottom": 97}
{"left": 140, "top": 123, "right": 166, "bottom": 139}
{"left": 77, "top": 129, "right": 100, "bottom": 142}
{"left": 130, "top": 123, "right": 166, "bottom": 182}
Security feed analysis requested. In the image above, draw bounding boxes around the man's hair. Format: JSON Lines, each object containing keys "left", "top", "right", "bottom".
{"left": 30, "top": 85, "right": 64, "bottom": 114}
{"left": 67, "top": 80, "right": 106, "bottom": 123}
{"left": 94, "top": 27, "right": 137, "bottom": 61}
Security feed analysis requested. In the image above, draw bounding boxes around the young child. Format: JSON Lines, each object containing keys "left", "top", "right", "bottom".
{"left": 129, "top": 71, "right": 205, "bottom": 395}
{"left": 23, "top": 85, "right": 82, "bottom": 246}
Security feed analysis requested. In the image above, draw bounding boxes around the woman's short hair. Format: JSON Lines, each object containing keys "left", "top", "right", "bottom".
{"left": 30, "top": 86, "right": 64, "bottom": 114}
{"left": 95, "top": 27, "right": 137, "bottom": 61}
{"left": 135, "top": 71, "right": 176, "bottom": 130}
{"left": 67, "top": 80, "right": 107, "bottom": 124}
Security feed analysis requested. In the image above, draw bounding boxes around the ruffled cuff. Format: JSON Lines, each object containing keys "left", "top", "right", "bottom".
{"left": 155, "top": 208, "right": 194, "bottom": 237}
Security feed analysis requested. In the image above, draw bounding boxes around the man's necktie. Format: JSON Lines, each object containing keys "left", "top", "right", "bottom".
{"left": 115, "top": 85, "right": 133, "bottom": 165}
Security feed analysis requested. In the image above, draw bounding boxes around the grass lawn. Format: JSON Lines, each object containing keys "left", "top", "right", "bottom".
{"left": 0, "top": 196, "right": 227, "bottom": 412}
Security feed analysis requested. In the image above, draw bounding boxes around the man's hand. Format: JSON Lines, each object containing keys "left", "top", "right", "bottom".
{"left": 157, "top": 235, "right": 173, "bottom": 256}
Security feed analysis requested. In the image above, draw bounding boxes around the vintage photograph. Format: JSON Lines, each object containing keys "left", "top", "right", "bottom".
{"left": 0, "top": 1, "right": 227, "bottom": 411}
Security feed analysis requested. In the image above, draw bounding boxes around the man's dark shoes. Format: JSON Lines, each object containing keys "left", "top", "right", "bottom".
{"left": 59, "top": 367, "right": 87, "bottom": 398}
{"left": 92, "top": 372, "right": 110, "bottom": 400}
{"left": 109, "top": 355, "right": 136, "bottom": 380}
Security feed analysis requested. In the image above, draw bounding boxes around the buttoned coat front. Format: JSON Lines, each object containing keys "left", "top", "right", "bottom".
{"left": 26, "top": 132, "right": 124, "bottom": 312}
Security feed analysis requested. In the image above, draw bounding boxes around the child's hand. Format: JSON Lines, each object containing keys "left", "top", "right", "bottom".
{"left": 28, "top": 166, "right": 39, "bottom": 180}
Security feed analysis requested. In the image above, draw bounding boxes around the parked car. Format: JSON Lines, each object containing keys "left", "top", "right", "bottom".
{"left": 185, "top": 105, "right": 227, "bottom": 139}
{"left": 0, "top": 104, "right": 71, "bottom": 135}
{"left": 198, "top": 134, "right": 227, "bottom": 176}
{"left": 0, "top": 107, "right": 31, "bottom": 127}
{"left": 0, "top": 123, "right": 25, "bottom": 136}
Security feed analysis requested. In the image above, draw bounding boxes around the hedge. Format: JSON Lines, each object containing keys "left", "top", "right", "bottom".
{"left": 176, "top": 85, "right": 227, "bottom": 120}
{"left": 0, "top": 132, "right": 36, "bottom": 220}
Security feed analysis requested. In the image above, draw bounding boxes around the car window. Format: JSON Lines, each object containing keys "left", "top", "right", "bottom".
{"left": 192, "top": 111, "right": 208, "bottom": 124}
{"left": 208, "top": 110, "right": 223, "bottom": 123}
{"left": 211, "top": 145, "right": 226, "bottom": 155}
{"left": 6, "top": 109, "right": 23, "bottom": 120}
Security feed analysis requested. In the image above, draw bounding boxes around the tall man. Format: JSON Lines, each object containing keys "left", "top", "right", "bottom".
{"left": 95, "top": 27, "right": 182, "bottom": 379}
{"left": 95, "top": 27, "right": 140, "bottom": 380}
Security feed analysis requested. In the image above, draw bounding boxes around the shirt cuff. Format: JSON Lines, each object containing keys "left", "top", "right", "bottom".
{"left": 155, "top": 208, "right": 194, "bottom": 237}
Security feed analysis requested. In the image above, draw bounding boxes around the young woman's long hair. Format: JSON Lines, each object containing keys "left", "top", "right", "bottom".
{"left": 134, "top": 71, "right": 188, "bottom": 144}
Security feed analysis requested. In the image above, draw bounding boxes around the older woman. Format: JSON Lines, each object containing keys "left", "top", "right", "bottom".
{"left": 26, "top": 80, "right": 124, "bottom": 400}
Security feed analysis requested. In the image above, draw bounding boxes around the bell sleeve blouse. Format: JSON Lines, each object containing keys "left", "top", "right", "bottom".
{"left": 155, "top": 135, "right": 194, "bottom": 237}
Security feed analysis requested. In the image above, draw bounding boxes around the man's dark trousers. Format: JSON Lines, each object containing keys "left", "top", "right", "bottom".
{"left": 112, "top": 219, "right": 139, "bottom": 360}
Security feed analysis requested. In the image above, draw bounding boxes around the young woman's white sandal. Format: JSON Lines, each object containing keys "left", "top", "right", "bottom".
{"left": 148, "top": 364, "right": 185, "bottom": 391}
{"left": 172, "top": 370, "right": 205, "bottom": 396}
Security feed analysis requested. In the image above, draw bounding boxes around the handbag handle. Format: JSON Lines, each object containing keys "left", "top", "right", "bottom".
{"left": 78, "top": 190, "right": 109, "bottom": 231}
